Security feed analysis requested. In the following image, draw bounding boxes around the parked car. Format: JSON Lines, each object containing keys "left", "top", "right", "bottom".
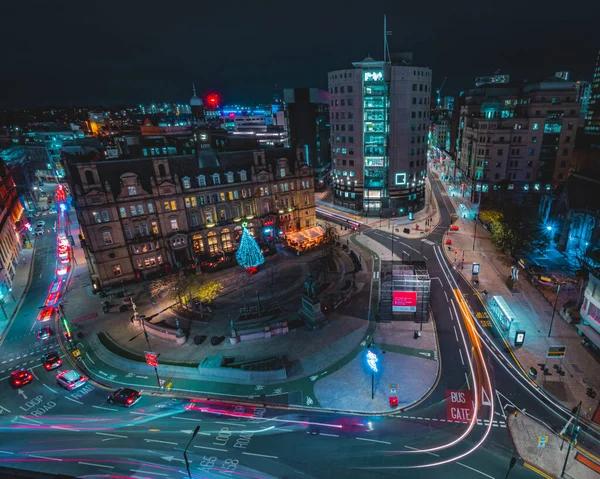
{"left": 107, "top": 388, "right": 142, "bottom": 407}
{"left": 34, "top": 227, "right": 44, "bottom": 236}
{"left": 10, "top": 369, "right": 33, "bottom": 388}
{"left": 37, "top": 306, "right": 55, "bottom": 322}
{"left": 56, "top": 370, "right": 87, "bottom": 390}
{"left": 36, "top": 220, "right": 46, "bottom": 228}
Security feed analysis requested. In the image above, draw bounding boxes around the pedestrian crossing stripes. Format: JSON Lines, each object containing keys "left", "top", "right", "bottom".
{"left": 421, "top": 239, "right": 435, "bottom": 246}
{"left": 397, "top": 415, "right": 506, "bottom": 428}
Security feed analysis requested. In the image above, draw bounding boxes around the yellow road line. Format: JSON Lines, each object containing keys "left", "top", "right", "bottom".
{"left": 523, "top": 462, "right": 553, "bottom": 479}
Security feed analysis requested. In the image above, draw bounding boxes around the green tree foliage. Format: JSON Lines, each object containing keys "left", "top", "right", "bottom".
{"left": 480, "top": 204, "right": 549, "bottom": 255}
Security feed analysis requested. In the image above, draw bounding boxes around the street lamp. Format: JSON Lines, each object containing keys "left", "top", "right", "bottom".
{"left": 548, "top": 283, "right": 562, "bottom": 338}
{"left": 561, "top": 402, "right": 582, "bottom": 477}
{"left": 183, "top": 425, "right": 201, "bottom": 479}
{"left": 132, "top": 298, "right": 162, "bottom": 389}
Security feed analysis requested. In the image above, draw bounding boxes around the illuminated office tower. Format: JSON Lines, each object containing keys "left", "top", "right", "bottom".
{"left": 584, "top": 49, "right": 600, "bottom": 135}
{"left": 328, "top": 54, "right": 432, "bottom": 216}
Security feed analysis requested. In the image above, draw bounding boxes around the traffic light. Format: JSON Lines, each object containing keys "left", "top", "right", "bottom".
{"left": 587, "top": 387, "right": 596, "bottom": 398}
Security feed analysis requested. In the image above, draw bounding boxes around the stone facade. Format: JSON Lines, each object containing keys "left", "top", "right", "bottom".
{"left": 64, "top": 148, "right": 316, "bottom": 288}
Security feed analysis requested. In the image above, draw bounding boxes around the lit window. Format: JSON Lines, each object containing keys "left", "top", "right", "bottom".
{"left": 112, "top": 264, "right": 122, "bottom": 276}
{"left": 119, "top": 207, "right": 127, "bottom": 218}
{"left": 182, "top": 177, "right": 191, "bottom": 189}
{"left": 219, "top": 192, "right": 226, "bottom": 202}
{"left": 101, "top": 211, "right": 110, "bottom": 222}
{"left": 137, "top": 205, "right": 144, "bottom": 215}
{"left": 212, "top": 173, "right": 221, "bottom": 185}
{"left": 240, "top": 170, "right": 247, "bottom": 181}
{"left": 102, "top": 231, "right": 113, "bottom": 245}
{"left": 226, "top": 172, "right": 234, "bottom": 183}
{"left": 128, "top": 186, "right": 136, "bottom": 196}
{"left": 92, "top": 212, "right": 102, "bottom": 223}
{"left": 147, "top": 202, "right": 154, "bottom": 213}
{"left": 198, "top": 175, "right": 206, "bottom": 187}
{"left": 533, "top": 123, "right": 539, "bottom": 130}
{"left": 170, "top": 218, "right": 179, "bottom": 231}
{"left": 205, "top": 210, "right": 214, "bottom": 223}
{"left": 130, "top": 205, "right": 137, "bottom": 216}
{"left": 280, "top": 168, "right": 286, "bottom": 178}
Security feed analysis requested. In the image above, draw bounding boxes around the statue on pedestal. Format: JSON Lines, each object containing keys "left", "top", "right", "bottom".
{"left": 304, "top": 273, "right": 317, "bottom": 298}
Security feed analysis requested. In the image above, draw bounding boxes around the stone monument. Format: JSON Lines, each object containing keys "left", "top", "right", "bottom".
{"left": 298, "top": 273, "right": 327, "bottom": 329}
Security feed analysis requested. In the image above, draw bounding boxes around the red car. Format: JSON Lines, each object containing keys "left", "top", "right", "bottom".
{"left": 48, "top": 278, "right": 64, "bottom": 294}
{"left": 10, "top": 369, "right": 33, "bottom": 388}
{"left": 45, "top": 291, "right": 61, "bottom": 307}
{"left": 37, "top": 306, "right": 55, "bottom": 322}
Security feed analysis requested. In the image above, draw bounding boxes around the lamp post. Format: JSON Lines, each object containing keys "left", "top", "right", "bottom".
{"left": 132, "top": 298, "right": 162, "bottom": 389}
{"left": 548, "top": 283, "right": 561, "bottom": 338}
{"left": 183, "top": 425, "right": 201, "bottom": 479}
{"left": 561, "top": 402, "right": 582, "bottom": 477}
{"left": 366, "top": 348, "right": 379, "bottom": 400}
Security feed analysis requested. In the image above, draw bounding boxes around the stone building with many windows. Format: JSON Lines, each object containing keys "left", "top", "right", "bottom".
{"left": 63, "top": 147, "right": 315, "bottom": 289}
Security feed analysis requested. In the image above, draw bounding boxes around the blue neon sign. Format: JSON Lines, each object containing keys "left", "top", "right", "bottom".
{"left": 366, "top": 350, "right": 379, "bottom": 373}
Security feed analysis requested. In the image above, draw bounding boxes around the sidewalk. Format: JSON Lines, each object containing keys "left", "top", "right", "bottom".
{"left": 435, "top": 175, "right": 600, "bottom": 416}
{"left": 508, "top": 411, "right": 599, "bottom": 479}
{"left": 0, "top": 242, "right": 35, "bottom": 344}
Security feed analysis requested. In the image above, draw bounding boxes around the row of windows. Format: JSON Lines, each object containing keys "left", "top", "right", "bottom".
{"left": 334, "top": 136, "right": 355, "bottom": 144}
{"left": 332, "top": 124, "right": 354, "bottom": 132}
{"left": 330, "top": 85, "right": 354, "bottom": 94}
{"left": 411, "top": 111, "right": 430, "bottom": 119}
{"left": 412, "top": 97, "right": 429, "bottom": 105}
{"left": 412, "top": 84, "right": 430, "bottom": 92}
{"left": 329, "top": 72, "right": 353, "bottom": 80}
{"left": 335, "top": 170, "right": 356, "bottom": 177}
{"left": 332, "top": 147, "right": 354, "bottom": 155}
{"left": 332, "top": 111, "right": 354, "bottom": 120}
{"left": 334, "top": 159, "right": 355, "bottom": 167}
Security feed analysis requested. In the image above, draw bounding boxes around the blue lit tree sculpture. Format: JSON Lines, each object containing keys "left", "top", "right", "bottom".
{"left": 236, "top": 224, "right": 264, "bottom": 274}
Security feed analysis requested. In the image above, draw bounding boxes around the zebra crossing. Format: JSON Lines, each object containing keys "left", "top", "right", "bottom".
{"left": 421, "top": 239, "right": 435, "bottom": 246}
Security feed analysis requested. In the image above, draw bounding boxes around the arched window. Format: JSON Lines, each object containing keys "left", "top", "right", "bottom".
{"left": 192, "top": 234, "right": 204, "bottom": 254}
{"left": 207, "top": 231, "right": 218, "bottom": 254}
{"left": 234, "top": 225, "right": 242, "bottom": 242}
{"left": 84, "top": 170, "right": 94, "bottom": 185}
{"left": 158, "top": 164, "right": 166, "bottom": 177}
{"left": 221, "top": 228, "right": 233, "bottom": 251}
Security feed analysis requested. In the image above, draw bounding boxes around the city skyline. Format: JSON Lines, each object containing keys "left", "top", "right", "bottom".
{"left": 1, "top": 1, "right": 599, "bottom": 109}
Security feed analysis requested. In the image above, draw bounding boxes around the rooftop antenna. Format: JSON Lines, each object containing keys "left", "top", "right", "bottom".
{"left": 384, "top": 14, "right": 392, "bottom": 63}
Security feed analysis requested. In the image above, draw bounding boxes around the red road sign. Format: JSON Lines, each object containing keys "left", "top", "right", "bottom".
{"left": 145, "top": 351, "right": 159, "bottom": 367}
{"left": 445, "top": 389, "right": 473, "bottom": 423}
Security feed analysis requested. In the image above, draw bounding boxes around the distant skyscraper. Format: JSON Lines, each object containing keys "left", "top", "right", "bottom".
{"left": 555, "top": 71, "right": 571, "bottom": 80}
{"left": 474, "top": 73, "right": 510, "bottom": 88}
{"left": 584, "top": 50, "right": 600, "bottom": 135}
{"left": 328, "top": 56, "right": 431, "bottom": 216}
{"left": 577, "top": 80, "right": 592, "bottom": 119}
{"left": 284, "top": 88, "right": 331, "bottom": 185}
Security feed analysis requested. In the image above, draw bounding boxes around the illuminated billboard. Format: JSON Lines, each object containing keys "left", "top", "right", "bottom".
{"left": 392, "top": 291, "right": 417, "bottom": 312}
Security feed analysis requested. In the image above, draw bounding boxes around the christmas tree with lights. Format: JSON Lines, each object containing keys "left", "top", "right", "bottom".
{"left": 236, "top": 225, "right": 264, "bottom": 274}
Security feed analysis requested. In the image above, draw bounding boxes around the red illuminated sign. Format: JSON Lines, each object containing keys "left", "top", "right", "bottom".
{"left": 445, "top": 389, "right": 473, "bottom": 423}
{"left": 145, "top": 351, "right": 159, "bottom": 367}
{"left": 392, "top": 291, "right": 417, "bottom": 312}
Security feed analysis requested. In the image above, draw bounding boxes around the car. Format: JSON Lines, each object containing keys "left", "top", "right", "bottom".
{"left": 36, "top": 220, "right": 46, "bottom": 228}
{"left": 34, "top": 227, "right": 44, "bottom": 236}
{"left": 37, "top": 326, "right": 54, "bottom": 340}
{"left": 56, "top": 265, "right": 70, "bottom": 276}
{"left": 49, "top": 278, "right": 64, "bottom": 294}
{"left": 108, "top": 388, "right": 142, "bottom": 407}
{"left": 42, "top": 351, "right": 62, "bottom": 370}
{"left": 37, "top": 306, "right": 55, "bottom": 322}
{"left": 9, "top": 369, "right": 33, "bottom": 388}
{"left": 45, "top": 291, "right": 61, "bottom": 307}
{"left": 56, "top": 370, "right": 87, "bottom": 390}
{"left": 59, "top": 255, "right": 71, "bottom": 265}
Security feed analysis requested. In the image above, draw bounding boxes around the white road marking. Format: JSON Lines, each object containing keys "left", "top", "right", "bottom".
{"left": 144, "top": 439, "right": 178, "bottom": 445}
{"left": 444, "top": 291, "right": 449, "bottom": 302}
{"left": 131, "top": 470, "right": 170, "bottom": 477}
{"left": 456, "top": 462, "right": 495, "bottom": 479}
{"left": 464, "top": 372, "right": 470, "bottom": 389}
{"left": 65, "top": 396, "right": 83, "bottom": 405}
{"left": 0, "top": 404, "right": 11, "bottom": 413}
{"left": 319, "top": 433, "right": 339, "bottom": 437}
{"left": 130, "top": 412, "right": 158, "bottom": 417}
{"left": 194, "top": 445, "right": 227, "bottom": 452}
{"left": 355, "top": 437, "right": 391, "bottom": 445}
{"left": 0, "top": 451, "right": 14, "bottom": 454}
{"left": 172, "top": 416, "right": 202, "bottom": 422}
{"left": 215, "top": 421, "right": 244, "bottom": 427}
{"left": 20, "top": 416, "right": 43, "bottom": 425}
{"left": 453, "top": 325, "right": 459, "bottom": 342}
{"left": 28, "top": 454, "right": 62, "bottom": 461}
{"left": 96, "top": 432, "right": 128, "bottom": 439}
{"left": 405, "top": 445, "right": 440, "bottom": 457}
{"left": 30, "top": 369, "right": 38, "bottom": 380}
{"left": 242, "top": 452, "right": 278, "bottom": 459}
{"left": 459, "top": 349, "right": 465, "bottom": 366}
{"left": 86, "top": 353, "right": 95, "bottom": 365}
{"left": 93, "top": 405, "right": 118, "bottom": 412}
{"left": 78, "top": 462, "right": 114, "bottom": 469}
{"left": 43, "top": 384, "right": 59, "bottom": 394}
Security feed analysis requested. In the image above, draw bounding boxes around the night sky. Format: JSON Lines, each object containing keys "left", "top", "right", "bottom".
{"left": 1, "top": 0, "right": 599, "bottom": 109}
